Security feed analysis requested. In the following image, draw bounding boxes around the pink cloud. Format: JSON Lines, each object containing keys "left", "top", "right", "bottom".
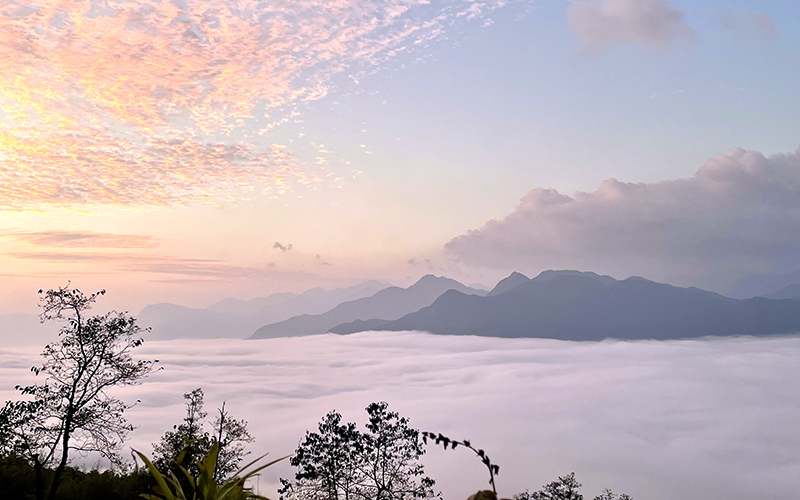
{"left": 446, "top": 147, "right": 800, "bottom": 291}
{"left": 1, "top": 230, "right": 160, "bottom": 248}
{"left": 0, "top": 0, "right": 509, "bottom": 208}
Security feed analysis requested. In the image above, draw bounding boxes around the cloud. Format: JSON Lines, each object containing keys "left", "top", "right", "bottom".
{"left": 2, "top": 332, "right": 799, "bottom": 500}
{"left": 445, "top": 147, "right": 800, "bottom": 291}
{"left": 5, "top": 251, "right": 315, "bottom": 281}
{"left": 719, "top": 10, "right": 778, "bottom": 39}
{"left": 273, "top": 242, "right": 293, "bottom": 252}
{"left": 0, "top": 112, "right": 315, "bottom": 208}
{"left": 0, "top": 0, "right": 509, "bottom": 209}
{"left": 1, "top": 230, "right": 159, "bottom": 248}
{"left": 568, "top": 0, "right": 694, "bottom": 52}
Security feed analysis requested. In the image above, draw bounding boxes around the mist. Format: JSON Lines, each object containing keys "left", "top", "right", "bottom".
{"left": 2, "top": 332, "right": 798, "bottom": 499}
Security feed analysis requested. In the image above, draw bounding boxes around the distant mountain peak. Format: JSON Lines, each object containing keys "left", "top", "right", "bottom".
{"left": 410, "top": 274, "right": 460, "bottom": 289}
{"left": 415, "top": 274, "right": 444, "bottom": 283}
{"left": 532, "top": 270, "right": 617, "bottom": 284}
{"left": 487, "top": 272, "right": 530, "bottom": 296}
{"left": 488, "top": 270, "right": 619, "bottom": 297}
{"left": 250, "top": 275, "right": 486, "bottom": 339}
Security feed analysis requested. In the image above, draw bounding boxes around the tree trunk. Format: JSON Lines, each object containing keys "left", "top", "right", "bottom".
{"left": 46, "top": 412, "right": 72, "bottom": 500}
{"left": 34, "top": 455, "right": 44, "bottom": 500}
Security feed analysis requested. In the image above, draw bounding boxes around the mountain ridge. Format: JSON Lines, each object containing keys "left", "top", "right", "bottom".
{"left": 330, "top": 272, "right": 800, "bottom": 340}
{"left": 138, "top": 280, "right": 391, "bottom": 340}
{"left": 249, "top": 274, "right": 487, "bottom": 339}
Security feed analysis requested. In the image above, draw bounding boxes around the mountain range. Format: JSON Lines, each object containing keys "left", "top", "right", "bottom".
{"left": 3, "top": 270, "right": 799, "bottom": 346}
{"left": 249, "top": 275, "right": 487, "bottom": 339}
{"left": 330, "top": 271, "right": 800, "bottom": 340}
{"left": 139, "top": 280, "right": 390, "bottom": 340}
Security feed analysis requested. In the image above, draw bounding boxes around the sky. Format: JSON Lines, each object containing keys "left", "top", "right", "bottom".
{"left": 3, "top": 332, "right": 800, "bottom": 500}
{"left": 1, "top": 0, "right": 800, "bottom": 313}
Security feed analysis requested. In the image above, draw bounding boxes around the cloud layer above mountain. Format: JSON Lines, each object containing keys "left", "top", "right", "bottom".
{"left": 0, "top": 0, "right": 506, "bottom": 208}
{"left": 446, "top": 147, "right": 800, "bottom": 290}
{"left": 2, "top": 332, "right": 798, "bottom": 500}
{"left": 568, "top": 0, "right": 693, "bottom": 52}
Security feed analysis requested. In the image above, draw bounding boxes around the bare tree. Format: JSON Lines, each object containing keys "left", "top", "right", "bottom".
{"left": 212, "top": 400, "right": 254, "bottom": 482}
{"left": 0, "top": 285, "right": 156, "bottom": 500}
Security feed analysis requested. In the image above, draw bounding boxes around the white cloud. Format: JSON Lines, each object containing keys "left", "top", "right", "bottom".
{"left": 2, "top": 332, "right": 800, "bottom": 499}
{"left": 445, "top": 147, "right": 800, "bottom": 291}
{"left": 568, "top": 0, "right": 694, "bottom": 52}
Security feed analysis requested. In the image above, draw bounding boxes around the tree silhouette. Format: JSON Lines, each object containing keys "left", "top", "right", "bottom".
{"left": 513, "top": 473, "right": 632, "bottom": 500}
{"left": 280, "top": 402, "right": 437, "bottom": 500}
{"left": 421, "top": 432, "right": 500, "bottom": 494}
{"left": 152, "top": 388, "right": 253, "bottom": 484}
{"left": 0, "top": 285, "right": 156, "bottom": 500}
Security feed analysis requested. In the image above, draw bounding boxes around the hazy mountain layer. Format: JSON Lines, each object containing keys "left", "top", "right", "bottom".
{"left": 0, "top": 313, "right": 61, "bottom": 346}
{"left": 766, "top": 284, "right": 800, "bottom": 300}
{"left": 331, "top": 272, "right": 800, "bottom": 340}
{"left": 249, "top": 275, "right": 487, "bottom": 339}
{"left": 207, "top": 292, "right": 298, "bottom": 316}
{"left": 729, "top": 270, "right": 800, "bottom": 299}
{"left": 139, "top": 281, "right": 390, "bottom": 340}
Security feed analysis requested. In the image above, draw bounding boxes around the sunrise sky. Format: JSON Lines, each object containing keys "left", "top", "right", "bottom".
{"left": 1, "top": 0, "right": 799, "bottom": 313}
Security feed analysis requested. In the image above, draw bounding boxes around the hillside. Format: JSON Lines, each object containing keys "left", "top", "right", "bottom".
{"left": 331, "top": 272, "right": 800, "bottom": 340}
{"left": 249, "top": 275, "right": 487, "bottom": 339}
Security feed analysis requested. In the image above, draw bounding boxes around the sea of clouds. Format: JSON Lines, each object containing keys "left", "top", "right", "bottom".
{"left": 2, "top": 332, "right": 799, "bottom": 500}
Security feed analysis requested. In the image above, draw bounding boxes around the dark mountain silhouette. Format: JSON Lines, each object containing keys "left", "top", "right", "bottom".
{"left": 249, "top": 275, "right": 487, "bottom": 339}
{"left": 138, "top": 281, "right": 390, "bottom": 340}
{"left": 487, "top": 270, "right": 616, "bottom": 297}
{"left": 330, "top": 271, "right": 800, "bottom": 340}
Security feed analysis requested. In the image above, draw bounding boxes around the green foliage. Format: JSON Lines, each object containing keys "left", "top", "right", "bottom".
{"left": 135, "top": 442, "right": 285, "bottom": 500}
{"left": 280, "top": 402, "right": 437, "bottom": 500}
